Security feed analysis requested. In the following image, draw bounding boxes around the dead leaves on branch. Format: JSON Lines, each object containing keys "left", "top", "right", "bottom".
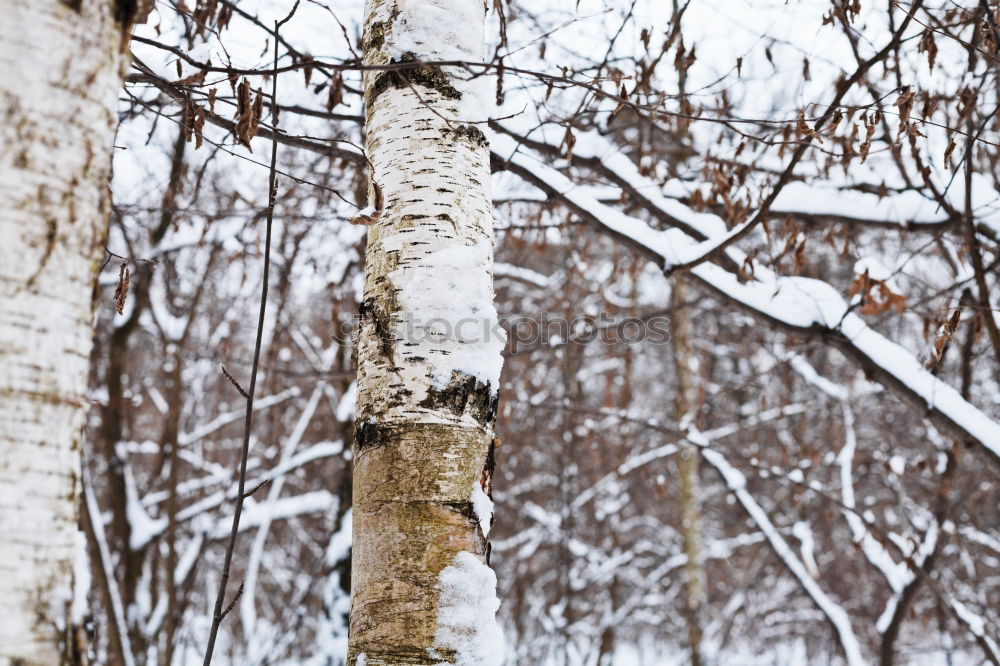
{"left": 893, "top": 86, "right": 915, "bottom": 141}
{"left": 113, "top": 261, "right": 131, "bottom": 315}
{"left": 858, "top": 112, "right": 879, "bottom": 163}
{"left": 848, "top": 269, "right": 906, "bottom": 316}
{"left": 944, "top": 137, "right": 957, "bottom": 168}
{"left": 175, "top": 66, "right": 208, "bottom": 87}
{"left": 182, "top": 98, "right": 206, "bottom": 149}
{"left": 326, "top": 71, "right": 344, "bottom": 111}
{"left": 178, "top": 0, "right": 234, "bottom": 41}
{"left": 822, "top": 0, "right": 861, "bottom": 25}
{"left": 561, "top": 126, "right": 577, "bottom": 161}
{"left": 234, "top": 78, "right": 264, "bottom": 151}
{"left": 926, "top": 308, "right": 962, "bottom": 370}
{"left": 918, "top": 28, "right": 938, "bottom": 70}
{"left": 796, "top": 110, "right": 823, "bottom": 143}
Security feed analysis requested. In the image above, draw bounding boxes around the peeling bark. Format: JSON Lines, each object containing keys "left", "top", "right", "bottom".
{"left": 0, "top": 0, "right": 131, "bottom": 662}
{"left": 348, "top": 0, "right": 504, "bottom": 663}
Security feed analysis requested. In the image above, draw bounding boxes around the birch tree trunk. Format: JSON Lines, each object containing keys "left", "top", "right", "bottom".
{"left": 348, "top": 1, "right": 505, "bottom": 663}
{"left": 0, "top": 1, "right": 133, "bottom": 662}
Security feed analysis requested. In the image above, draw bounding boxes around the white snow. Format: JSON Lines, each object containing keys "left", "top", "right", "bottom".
{"left": 385, "top": 0, "right": 495, "bottom": 124}
{"left": 211, "top": 491, "right": 336, "bottom": 539}
{"left": 470, "top": 482, "right": 494, "bottom": 537}
{"left": 388, "top": 238, "right": 506, "bottom": 389}
{"left": 854, "top": 257, "right": 894, "bottom": 282}
{"left": 698, "top": 436, "right": 865, "bottom": 666}
{"left": 949, "top": 598, "right": 1000, "bottom": 660}
{"left": 124, "top": 465, "right": 167, "bottom": 551}
{"left": 493, "top": 262, "right": 553, "bottom": 288}
{"left": 326, "top": 509, "right": 353, "bottom": 565}
{"left": 791, "top": 521, "right": 820, "bottom": 580}
{"left": 388, "top": 0, "right": 484, "bottom": 63}
{"left": 336, "top": 381, "right": 357, "bottom": 422}
{"left": 432, "top": 551, "right": 505, "bottom": 666}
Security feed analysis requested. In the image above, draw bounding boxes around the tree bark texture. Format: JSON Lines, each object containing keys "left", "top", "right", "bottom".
{"left": 348, "top": 1, "right": 504, "bottom": 665}
{"left": 0, "top": 1, "right": 130, "bottom": 662}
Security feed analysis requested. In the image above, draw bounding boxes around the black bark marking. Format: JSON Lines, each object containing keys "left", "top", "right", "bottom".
{"left": 354, "top": 420, "right": 394, "bottom": 452}
{"left": 370, "top": 54, "right": 462, "bottom": 104}
{"left": 444, "top": 124, "right": 489, "bottom": 148}
{"left": 483, "top": 437, "right": 496, "bottom": 494}
{"left": 480, "top": 436, "right": 497, "bottom": 560}
{"left": 442, "top": 499, "right": 477, "bottom": 523}
{"left": 363, "top": 19, "right": 391, "bottom": 52}
{"left": 359, "top": 298, "right": 396, "bottom": 363}
{"left": 419, "top": 371, "right": 498, "bottom": 425}
{"left": 435, "top": 213, "right": 459, "bottom": 232}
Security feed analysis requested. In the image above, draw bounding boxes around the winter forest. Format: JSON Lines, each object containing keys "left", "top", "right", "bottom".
{"left": 2, "top": 0, "right": 1000, "bottom": 664}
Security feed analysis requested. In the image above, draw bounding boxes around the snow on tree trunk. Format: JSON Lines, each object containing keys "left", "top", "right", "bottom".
{"left": 0, "top": 1, "right": 131, "bottom": 662}
{"left": 348, "top": 0, "right": 505, "bottom": 664}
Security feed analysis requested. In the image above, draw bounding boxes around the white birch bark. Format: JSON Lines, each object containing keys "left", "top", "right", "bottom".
{"left": 0, "top": 1, "right": 131, "bottom": 662}
{"left": 349, "top": 1, "right": 505, "bottom": 663}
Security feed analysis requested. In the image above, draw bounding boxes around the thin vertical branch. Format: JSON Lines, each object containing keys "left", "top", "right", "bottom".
{"left": 671, "top": 276, "right": 706, "bottom": 666}
{"left": 201, "top": 4, "right": 298, "bottom": 665}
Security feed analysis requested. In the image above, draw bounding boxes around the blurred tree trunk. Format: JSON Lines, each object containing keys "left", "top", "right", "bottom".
{"left": 671, "top": 277, "right": 707, "bottom": 666}
{"left": 0, "top": 0, "right": 137, "bottom": 663}
{"left": 347, "top": 1, "right": 504, "bottom": 664}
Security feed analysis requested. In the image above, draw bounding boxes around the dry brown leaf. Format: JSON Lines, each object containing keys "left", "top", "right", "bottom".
{"left": 113, "top": 261, "right": 130, "bottom": 315}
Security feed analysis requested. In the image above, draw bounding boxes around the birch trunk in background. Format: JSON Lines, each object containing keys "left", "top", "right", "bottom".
{"left": 0, "top": 1, "right": 134, "bottom": 662}
{"left": 349, "top": 0, "right": 505, "bottom": 663}
{"left": 671, "top": 277, "right": 707, "bottom": 666}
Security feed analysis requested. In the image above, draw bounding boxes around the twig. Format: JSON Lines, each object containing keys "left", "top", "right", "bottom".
{"left": 220, "top": 364, "right": 249, "bottom": 398}
{"left": 242, "top": 478, "right": 273, "bottom": 499}
{"left": 201, "top": 4, "right": 298, "bottom": 665}
{"left": 220, "top": 580, "right": 245, "bottom": 621}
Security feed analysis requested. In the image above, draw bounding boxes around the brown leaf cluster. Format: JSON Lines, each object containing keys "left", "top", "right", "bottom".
{"left": 893, "top": 86, "right": 915, "bottom": 141}
{"left": 848, "top": 270, "right": 906, "bottom": 316}
{"left": 182, "top": 98, "right": 206, "bottom": 149}
{"left": 926, "top": 308, "right": 962, "bottom": 369}
{"left": 234, "top": 78, "right": 264, "bottom": 151}
{"left": 186, "top": 0, "right": 233, "bottom": 40}
{"left": 113, "top": 261, "right": 131, "bottom": 315}
{"left": 857, "top": 112, "right": 879, "bottom": 163}
{"left": 326, "top": 71, "right": 344, "bottom": 110}
{"left": 796, "top": 110, "right": 823, "bottom": 143}
{"left": 918, "top": 28, "right": 938, "bottom": 70}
